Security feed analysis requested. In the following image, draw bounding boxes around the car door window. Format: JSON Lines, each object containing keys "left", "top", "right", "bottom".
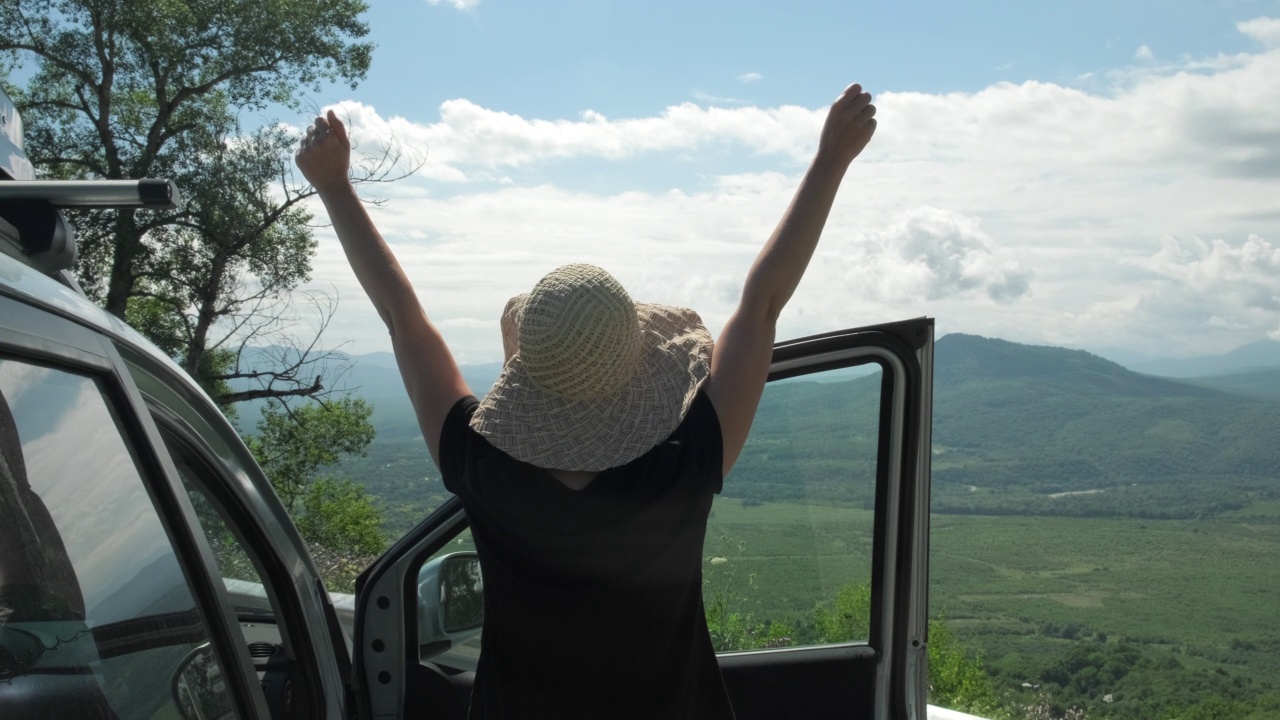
{"left": 705, "top": 361, "right": 883, "bottom": 651}
{"left": 170, "top": 438, "right": 312, "bottom": 720}
{"left": 0, "top": 357, "right": 237, "bottom": 719}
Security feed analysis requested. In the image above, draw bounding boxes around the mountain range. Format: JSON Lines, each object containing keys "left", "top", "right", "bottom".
{"left": 1119, "top": 339, "right": 1280, "bottom": 378}
{"left": 322, "top": 332, "right": 1280, "bottom": 522}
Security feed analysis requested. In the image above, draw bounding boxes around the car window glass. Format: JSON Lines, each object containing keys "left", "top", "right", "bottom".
{"left": 705, "top": 362, "right": 883, "bottom": 651}
{"left": 417, "top": 529, "right": 482, "bottom": 668}
{"left": 0, "top": 357, "right": 238, "bottom": 719}
{"left": 166, "top": 442, "right": 272, "bottom": 617}
{"left": 170, "top": 440, "right": 312, "bottom": 718}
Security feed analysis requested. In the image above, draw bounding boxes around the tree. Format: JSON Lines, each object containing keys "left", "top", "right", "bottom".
{"left": 0, "top": 0, "right": 372, "bottom": 317}
{"left": 296, "top": 476, "right": 385, "bottom": 556}
{"left": 245, "top": 396, "right": 376, "bottom": 513}
{"left": 927, "top": 619, "right": 1003, "bottom": 716}
{"left": 3, "top": 0, "right": 398, "bottom": 581}
{"left": 814, "top": 583, "right": 871, "bottom": 643}
{"left": 0, "top": 0, "right": 395, "bottom": 409}
{"left": 122, "top": 120, "right": 368, "bottom": 409}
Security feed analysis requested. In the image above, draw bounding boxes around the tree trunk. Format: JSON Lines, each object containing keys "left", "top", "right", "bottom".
{"left": 103, "top": 209, "right": 140, "bottom": 319}
{"left": 182, "top": 254, "right": 227, "bottom": 379}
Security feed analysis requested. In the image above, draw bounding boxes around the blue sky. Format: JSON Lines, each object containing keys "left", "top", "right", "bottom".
{"left": 346, "top": 1, "right": 1262, "bottom": 119}
{"left": 290, "top": 0, "right": 1280, "bottom": 364}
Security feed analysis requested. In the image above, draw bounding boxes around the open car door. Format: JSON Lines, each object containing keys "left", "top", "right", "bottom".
{"left": 353, "top": 317, "right": 935, "bottom": 720}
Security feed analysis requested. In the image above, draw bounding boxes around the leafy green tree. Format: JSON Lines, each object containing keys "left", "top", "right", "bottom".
{"left": 246, "top": 396, "right": 386, "bottom": 586}
{"left": 3, "top": 4, "right": 407, "bottom": 574}
{"left": 296, "top": 476, "right": 384, "bottom": 555}
{"left": 133, "top": 122, "right": 319, "bottom": 403}
{"left": 814, "top": 583, "right": 871, "bottom": 642}
{"left": 246, "top": 396, "right": 376, "bottom": 513}
{"left": 0, "top": 0, "right": 372, "bottom": 318}
{"left": 0, "top": 0, "right": 404, "bottom": 410}
{"left": 927, "top": 619, "right": 1004, "bottom": 717}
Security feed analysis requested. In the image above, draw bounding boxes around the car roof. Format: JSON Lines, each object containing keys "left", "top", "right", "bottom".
{"left": 0, "top": 248, "right": 204, "bottom": 395}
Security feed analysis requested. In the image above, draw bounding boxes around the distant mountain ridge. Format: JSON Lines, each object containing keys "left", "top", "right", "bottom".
{"left": 728, "top": 333, "right": 1280, "bottom": 518}
{"left": 1123, "top": 339, "right": 1280, "bottom": 378}
{"left": 336, "top": 332, "right": 1280, "bottom": 521}
{"left": 936, "top": 334, "right": 1224, "bottom": 399}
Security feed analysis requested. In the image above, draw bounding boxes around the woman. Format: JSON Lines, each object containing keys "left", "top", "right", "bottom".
{"left": 296, "top": 83, "right": 876, "bottom": 719}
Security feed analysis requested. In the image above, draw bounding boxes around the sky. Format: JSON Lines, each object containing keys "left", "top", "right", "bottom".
{"left": 284, "top": 0, "right": 1280, "bottom": 365}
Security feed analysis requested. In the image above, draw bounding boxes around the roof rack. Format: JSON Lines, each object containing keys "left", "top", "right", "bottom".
{"left": 0, "top": 179, "right": 181, "bottom": 209}
{"left": 0, "top": 179, "right": 183, "bottom": 278}
{"left": 0, "top": 86, "right": 183, "bottom": 281}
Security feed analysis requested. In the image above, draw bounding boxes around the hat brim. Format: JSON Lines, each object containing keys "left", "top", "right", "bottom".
{"left": 469, "top": 303, "right": 712, "bottom": 472}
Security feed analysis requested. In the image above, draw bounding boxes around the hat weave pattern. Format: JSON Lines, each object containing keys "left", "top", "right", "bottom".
{"left": 470, "top": 265, "right": 712, "bottom": 472}
{"left": 519, "top": 265, "right": 643, "bottom": 401}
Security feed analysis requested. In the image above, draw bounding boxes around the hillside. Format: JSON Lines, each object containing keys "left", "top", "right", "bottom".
{"left": 728, "top": 334, "right": 1280, "bottom": 518}
{"left": 337, "top": 334, "right": 1280, "bottom": 527}
{"left": 930, "top": 335, "right": 1280, "bottom": 517}
{"left": 1180, "top": 367, "right": 1280, "bottom": 400}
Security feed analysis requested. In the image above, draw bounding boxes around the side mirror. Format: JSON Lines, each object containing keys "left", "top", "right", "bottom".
{"left": 417, "top": 551, "right": 484, "bottom": 658}
{"left": 172, "top": 642, "right": 235, "bottom": 720}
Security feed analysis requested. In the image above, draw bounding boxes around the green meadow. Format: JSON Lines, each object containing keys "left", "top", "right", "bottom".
{"left": 699, "top": 497, "right": 1280, "bottom": 717}
{"left": 702, "top": 500, "right": 1280, "bottom": 654}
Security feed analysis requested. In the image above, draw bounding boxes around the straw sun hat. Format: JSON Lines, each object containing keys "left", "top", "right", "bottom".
{"left": 469, "top": 264, "right": 713, "bottom": 472}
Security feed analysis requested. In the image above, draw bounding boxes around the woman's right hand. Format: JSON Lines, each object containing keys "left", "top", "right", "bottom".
{"left": 295, "top": 109, "right": 352, "bottom": 194}
{"left": 816, "top": 83, "right": 877, "bottom": 169}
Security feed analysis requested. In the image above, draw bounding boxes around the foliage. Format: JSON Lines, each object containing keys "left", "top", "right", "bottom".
{"left": 702, "top": 536, "right": 799, "bottom": 652}
{"left": 252, "top": 398, "right": 386, "bottom": 589}
{"left": 295, "top": 476, "right": 386, "bottom": 556}
{"left": 0, "top": 0, "right": 395, "bottom": 409}
{"left": 814, "top": 583, "right": 870, "bottom": 643}
{"left": 135, "top": 121, "right": 322, "bottom": 405}
{"left": 927, "top": 619, "right": 1005, "bottom": 717}
{"left": 246, "top": 396, "right": 376, "bottom": 512}
{"left": 0, "top": 0, "right": 370, "bottom": 308}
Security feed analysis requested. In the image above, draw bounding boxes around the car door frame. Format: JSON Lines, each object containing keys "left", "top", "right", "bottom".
{"left": 353, "top": 316, "right": 934, "bottom": 720}
{"left": 0, "top": 289, "right": 273, "bottom": 719}
{"left": 132, "top": 347, "right": 356, "bottom": 720}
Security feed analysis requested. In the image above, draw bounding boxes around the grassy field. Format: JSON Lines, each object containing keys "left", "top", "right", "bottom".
{"left": 699, "top": 498, "right": 1280, "bottom": 693}
{"left": 931, "top": 514, "right": 1280, "bottom": 646}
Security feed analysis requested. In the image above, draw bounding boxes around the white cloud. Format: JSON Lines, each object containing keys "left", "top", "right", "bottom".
{"left": 299, "top": 24, "right": 1280, "bottom": 361}
{"left": 843, "top": 207, "right": 1032, "bottom": 303}
{"left": 1141, "top": 234, "right": 1280, "bottom": 312}
{"left": 1147, "top": 234, "right": 1280, "bottom": 287}
{"left": 1238, "top": 17, "right": 1280, "bottom": 48}
{"left": 691, "top": 90, "right": 748, "bottom": 106}
{"left": 425, "top": 0, "right": 479, "bottom": 9}
{"left": 1135, "top": 44, "right": 1154, "bottom": 60}
{"left": 329, "top": 98, "right": 821, "bottom": 183}
{"left": 738, "top": 72, "right": 763, "bottom": 83}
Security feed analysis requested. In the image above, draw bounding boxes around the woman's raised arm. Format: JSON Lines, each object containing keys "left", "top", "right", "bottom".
{"left": 296, "top": 110, "right": 471, "bottom": 466}
{"left": 706, "top": 84, "right": 878, "bottom": 476}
